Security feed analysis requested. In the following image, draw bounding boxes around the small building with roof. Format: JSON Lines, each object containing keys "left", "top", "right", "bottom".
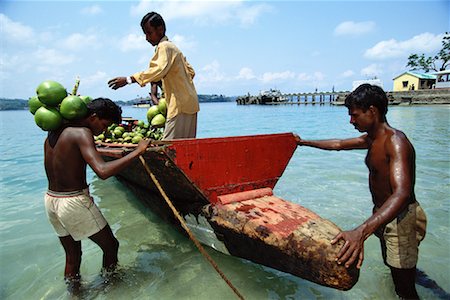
{"left": 392, "top": 71, "right": 436, "bottom": 91}
{"left": 434, "top": 70, "right": 450, "bottom": 89}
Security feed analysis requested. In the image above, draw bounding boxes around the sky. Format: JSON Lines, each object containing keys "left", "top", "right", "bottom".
{"left": 1, "top": 0, "right": 449, "bottom": 101}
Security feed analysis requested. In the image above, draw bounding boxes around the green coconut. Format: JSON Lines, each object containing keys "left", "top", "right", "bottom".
{"left": 146, "top": 105, "right": 160, "bottom": 123}
{"left": 28, "top": 96, "right": 44, "bottom": 114}
{"left": 60, "top": 95, "right": 88, "bottom": 120}
{"left": 36, "top": 80, "right": 67, "bottom": 107}
{"left": 158, "top": 98, "right": 167, "bottom": 116}
{"left": 151, "top": 114, "right": 166, "bottom": 127}
{"left": 79, "top": 95, "right": 93, "bottom": 105}
{"left": 34, "top": 106, "right": 63, "bottom": 131}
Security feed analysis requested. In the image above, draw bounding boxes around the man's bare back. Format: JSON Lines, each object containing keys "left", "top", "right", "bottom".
{"left": 45, "top": 127, "right": 91, "bottom": 192}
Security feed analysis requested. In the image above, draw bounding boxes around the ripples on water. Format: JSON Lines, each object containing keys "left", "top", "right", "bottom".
{"left": 0, "top": 104, "right": 449, "bottom": 299}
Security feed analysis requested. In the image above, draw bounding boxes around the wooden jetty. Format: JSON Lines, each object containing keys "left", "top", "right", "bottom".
{"left": 236, "top": 89, "right": 450, "bottom": 106}
{"left": 236, "top": 91, "right": 349, "bottom": 105}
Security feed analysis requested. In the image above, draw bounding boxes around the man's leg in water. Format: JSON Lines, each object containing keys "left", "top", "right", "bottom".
{"left": 59, "top": 235, "right": 82, "bottom": 280}
{"left": 391, "top": 267, "right": 420, "bottom": 299}
{"left": 59, "top": 235, "right": 82, "bottom": 294}
{"left": 89, "top": 225, "right": 119, "bottom": 272}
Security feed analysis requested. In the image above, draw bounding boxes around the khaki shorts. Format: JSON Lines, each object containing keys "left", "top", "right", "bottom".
{"left": 45, "top": 189, "right": 107, "bottom": 241}
{"left": 163, "top": 112, "right": 197, "bottom": 140}
{"left": 375, "top": 202, "right": 427, "bottom": 269}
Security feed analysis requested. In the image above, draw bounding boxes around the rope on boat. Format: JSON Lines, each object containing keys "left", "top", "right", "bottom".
{"left": 139, "top": 155, "right": 245, "bottom": 300}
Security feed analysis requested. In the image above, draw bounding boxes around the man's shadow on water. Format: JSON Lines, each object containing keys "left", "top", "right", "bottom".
{"left": 416, "top": 268, "right": 450, "bottom": 299}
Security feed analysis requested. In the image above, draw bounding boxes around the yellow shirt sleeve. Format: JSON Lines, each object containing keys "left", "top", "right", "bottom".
{"left": 184, "top": 57, "right": 195, "bottom": 80}
{"left": 132, "top": 43, "right": 172, "bottom": 87}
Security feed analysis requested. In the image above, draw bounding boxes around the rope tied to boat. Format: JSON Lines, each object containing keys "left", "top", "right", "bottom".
{"left": 139, "top": 155, "right": 245, "bottom": 300}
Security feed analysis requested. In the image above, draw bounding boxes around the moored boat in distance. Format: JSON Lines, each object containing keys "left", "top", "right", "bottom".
{"left": 132, "top": 100, "right": 151, "bottom": 108}
{"left": 96, "top": 133, "right": 359, "bottom": 290}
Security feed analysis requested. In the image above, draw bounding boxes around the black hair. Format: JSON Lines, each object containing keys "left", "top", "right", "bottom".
{"left": 344, "top": 84, "right": 388, "bottom": 118}
{"left": 141, "top": 12, "right": 165, "bottom": 32}
{"left": 87, "top": 98, "right": 122, "bottom": 124}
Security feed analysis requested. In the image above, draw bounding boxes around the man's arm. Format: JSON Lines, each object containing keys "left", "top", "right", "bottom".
{"left": 150, "top": 82, "right": 160, "bottom": 105}
{"left": 108, "top": 44, "right": 171, "bottom": 90}
{"left": 294, "top": 133, "right": 369, "bottom": 150}
{"left": 77, "top": 128, "right": 150, "bottom": 179}
{"left": 331, "top": 133, "right": 415, "bottom": 269}
{"left": 107, "top": 76, "right": 135, "bottom": 90}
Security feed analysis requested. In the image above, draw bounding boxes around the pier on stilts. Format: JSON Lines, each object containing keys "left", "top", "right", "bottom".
{"left": 236, "top": 91, "right": 350, "bottom": 105}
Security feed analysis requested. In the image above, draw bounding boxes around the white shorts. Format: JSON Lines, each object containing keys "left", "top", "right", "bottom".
{"left": 45, "top": 188, "right": 107, "bottom": 241}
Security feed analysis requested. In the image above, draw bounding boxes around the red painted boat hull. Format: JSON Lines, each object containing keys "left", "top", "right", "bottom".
{"left": 97, "top": 133, "right": 359, "bottom": 290}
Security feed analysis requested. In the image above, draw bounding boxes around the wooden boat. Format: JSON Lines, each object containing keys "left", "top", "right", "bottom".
{"left": 96, "top": 132, "right": 359, "bottom": 290}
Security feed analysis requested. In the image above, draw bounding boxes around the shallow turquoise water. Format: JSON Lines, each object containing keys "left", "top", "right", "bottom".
{"left": 0, "top": 103, "right": 449, "bottom": 299}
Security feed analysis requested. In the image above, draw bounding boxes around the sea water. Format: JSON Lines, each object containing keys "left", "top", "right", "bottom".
{"left": 0, "top": 103, "right": 449, "bottom": 299}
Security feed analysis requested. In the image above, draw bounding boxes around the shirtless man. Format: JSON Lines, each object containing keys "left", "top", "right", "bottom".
{"left": 44, "top": 98, "right": 150, "bottom": 289}
{"left": 295, "top": 84, "right": 426, "bottom": 299}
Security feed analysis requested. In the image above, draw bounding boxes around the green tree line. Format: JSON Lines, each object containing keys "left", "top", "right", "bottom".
{"left": 0, "top": 95, "right": 236, "bottom": 111}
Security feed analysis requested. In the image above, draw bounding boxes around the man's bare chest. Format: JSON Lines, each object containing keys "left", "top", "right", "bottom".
{"left": 365, "top": 144, "right": 389, "bottom": 176}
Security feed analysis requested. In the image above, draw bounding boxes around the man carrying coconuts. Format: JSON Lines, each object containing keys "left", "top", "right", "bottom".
{"left": 108, "top": 11, "right": 199, "bottom": 139}
{"left": 44, "top": 98, "right": 150, "bottom": 292}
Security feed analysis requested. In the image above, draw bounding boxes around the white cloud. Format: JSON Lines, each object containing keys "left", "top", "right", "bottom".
{"left": 172, "top": 34, "right": 196, "bottom": 52}
{"left": 334, "top": 21, "right": 375, "bottom": 37}
{"left": 119, "top": 33, "right": 148, "bottom": 52}
{"left": 81, "top": 71, "right": 108, "bottom": 87}
{"left": 33, "top": 48, "right": 76, "bottom": 72}
{"left": 0, "top": 13, "right": 34, "bottom": 43}
{"left": 130, "top": 0, "right": 271, "bottom": 26}
{"left": 297, "top": 73, "right": 311, "bottom": 81}
{"left": 297, "top": 72, "right": 325, "bottom": 82}
{"left": 62, "top": 33, "right": 98, "bottom": 50}
{"left": 236, "top": 67, "right": 256, "bottom": 80}
{"left": 198, "top": 60, "right": 226, "bottom": 83}
{"left": 312, "top": 71, "right": 325, "bottom": 81}
{"left": 340, "top": 70, "right": 355, "bottom": 78}
{"left": 235, "top": 3, "right": 273, "bottom": 26}
{"left": 361, "top": 64, "right": 382, "bottom": 77}
{"left": 81, "top": 5, "right": 103, "bottom": 15}
{"left": 0, "top": 53, "right": 26, "bottom": 76}
{"left": 261, "top": 71, "right": 296, "bottom": 83}
{"left": 364, "top": 32, "right": 444, "bottom": 60}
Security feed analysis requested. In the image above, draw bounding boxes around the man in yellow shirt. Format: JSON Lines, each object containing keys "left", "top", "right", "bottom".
{"left": 108, "top": 12, "right": 199, "bottom": 139}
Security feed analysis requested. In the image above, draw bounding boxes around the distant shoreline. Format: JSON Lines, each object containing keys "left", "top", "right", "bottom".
{"left": 0, "top": 95, "right": 236, "bottom": 111}
{"left": 2, "top": 90, "right": 449, "bottom": 111}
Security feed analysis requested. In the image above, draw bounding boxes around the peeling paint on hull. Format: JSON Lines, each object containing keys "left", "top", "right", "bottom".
{"left": 97, "top": 133, "right": 359, "bottom": 290}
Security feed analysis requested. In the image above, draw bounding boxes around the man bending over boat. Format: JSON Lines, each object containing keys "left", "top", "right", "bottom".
{"left": 295, "top": 84, "right": 426, "bottom": 299}
{"left": 44, "top": 98, "right": 150, "bottom": 291}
